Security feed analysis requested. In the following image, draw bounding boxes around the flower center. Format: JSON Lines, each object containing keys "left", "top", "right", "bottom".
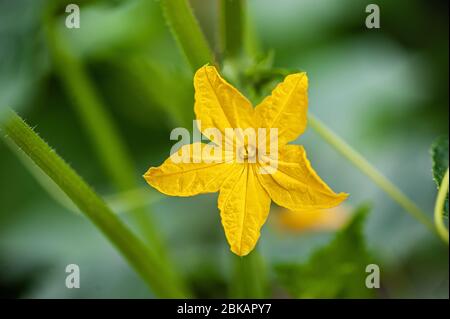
{"left": 238, "top": 144, "right": 257, "bottom": 162}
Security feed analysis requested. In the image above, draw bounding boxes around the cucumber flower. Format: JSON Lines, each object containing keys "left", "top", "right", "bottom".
{"left": 144, "top": 66, "right": 347, "bottom": 256}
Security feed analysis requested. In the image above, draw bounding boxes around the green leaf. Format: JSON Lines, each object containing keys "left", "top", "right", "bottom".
{"left": 3, "top": 138, "right": 78, "bottom": 214}
{"left": 431, "top": 136, "right": 449, "bottom": 218}
{"left": 275, "top": 205, "right": 376, "bottom": 298}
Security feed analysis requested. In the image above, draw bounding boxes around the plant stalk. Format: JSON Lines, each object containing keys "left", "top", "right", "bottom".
{"left": 0, "top": 109, "right": 189, "bottom": 297}
{"left": 160, "top": 0, "right": 215, "bottom": 71}
{"left": 308, "top": 114, "right": 438, "bottom": 238}
{"left": 44, "top": 16, "right": 167, "bottom": 255}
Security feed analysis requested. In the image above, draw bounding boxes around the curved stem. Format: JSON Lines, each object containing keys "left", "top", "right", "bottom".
{"left": 44, "top": 15, "right": 168, "bottom": 256}
{"left": 2, "top": 138, "right": 163, "bottom": 215}
{"left": 434, "top": 168, "right": 449, "bottom": 244}
{"left": 308, "top": 114, "right": 438, "bottom": 238}
{"left": 0, "top": 109, "right": 189, "bottom": 297}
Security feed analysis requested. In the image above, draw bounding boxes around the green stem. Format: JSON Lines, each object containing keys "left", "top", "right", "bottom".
{"left": 3, "top": 137, "right": 78, "bottom": 213}
{"left": 0, "top": 109, "right": 188, "bottom": 298}
{"left": 44, "top": 17, "right": 165, "bottom": 254}
{"left": 220, "top": 0, "right": 245, "bottom": 59}
{"left": 160, "top": 0, "right": 215, "bottom": 71}
{"left": 230, "top": 250, "right": 267, "bottom": 298}
{"left": 308, "top": 114, "right": 438, "bottom": 237}
{"left": 45, "top": 23, "right": 135, "bottom": 194}
{"left": 434, "top": 168, "right": 449, "bottom": 244}
{"left": 5, "top": 131, "right": 164, "bottom": 214}
{"left": 232, "top": 0, "right": 437, "bottom": 240}
{"left": 161, "top": 0, "right": 268, "bottom": 296}
{"left": 104, "top": 187, "right": 163, "bottom": 214}
{"left": 2, "top": 138, "right": 163, "bottom": 214}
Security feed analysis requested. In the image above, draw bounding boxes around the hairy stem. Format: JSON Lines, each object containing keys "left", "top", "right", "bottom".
{"left": 44, "top": 16, "right": 166, "bottom": 254}
{"left": 0, "top": 109, "right": 188, "bottom": 297}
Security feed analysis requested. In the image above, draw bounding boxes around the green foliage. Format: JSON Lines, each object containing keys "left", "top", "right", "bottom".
{"left": 431, "top": 137, "right": 449, "bottom": 217}
{"left": 2, "top": 0, "right": 449, "bottom": 299}
{"left": 275, "top": 205, "right": 376, "bottom": 298}
{"left": 45, "top": 10, "right": 173, "bottom": 257}
{"left": 244, "top": 60, "right": 300, "bottom": 104}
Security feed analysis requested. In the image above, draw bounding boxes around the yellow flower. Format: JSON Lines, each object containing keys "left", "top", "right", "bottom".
{"left": 275, "top": 206, "right": 349, "bottom": 233}
{"left": 144, "top": 65, "right": 348, "bottom": 256}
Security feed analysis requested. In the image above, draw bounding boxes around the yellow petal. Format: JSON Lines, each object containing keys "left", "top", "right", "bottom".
{"left": 144, "top": 143, "right": 236, "bottom": 196}
{"left": 194, "top": 65, "right": 255, "bottom": 137}
{"left": 255, "top": 73, "right": 308, "bottom": 146}
{"left": 257, "top": 145, "right": 348, "bottom": 211}
{"left": 218, "top": 164, "right": 271, "bottom": 256}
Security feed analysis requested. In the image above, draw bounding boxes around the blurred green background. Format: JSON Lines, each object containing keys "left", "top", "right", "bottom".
{"left": 0, "top": 0, "right": 448, "bottom": 298}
